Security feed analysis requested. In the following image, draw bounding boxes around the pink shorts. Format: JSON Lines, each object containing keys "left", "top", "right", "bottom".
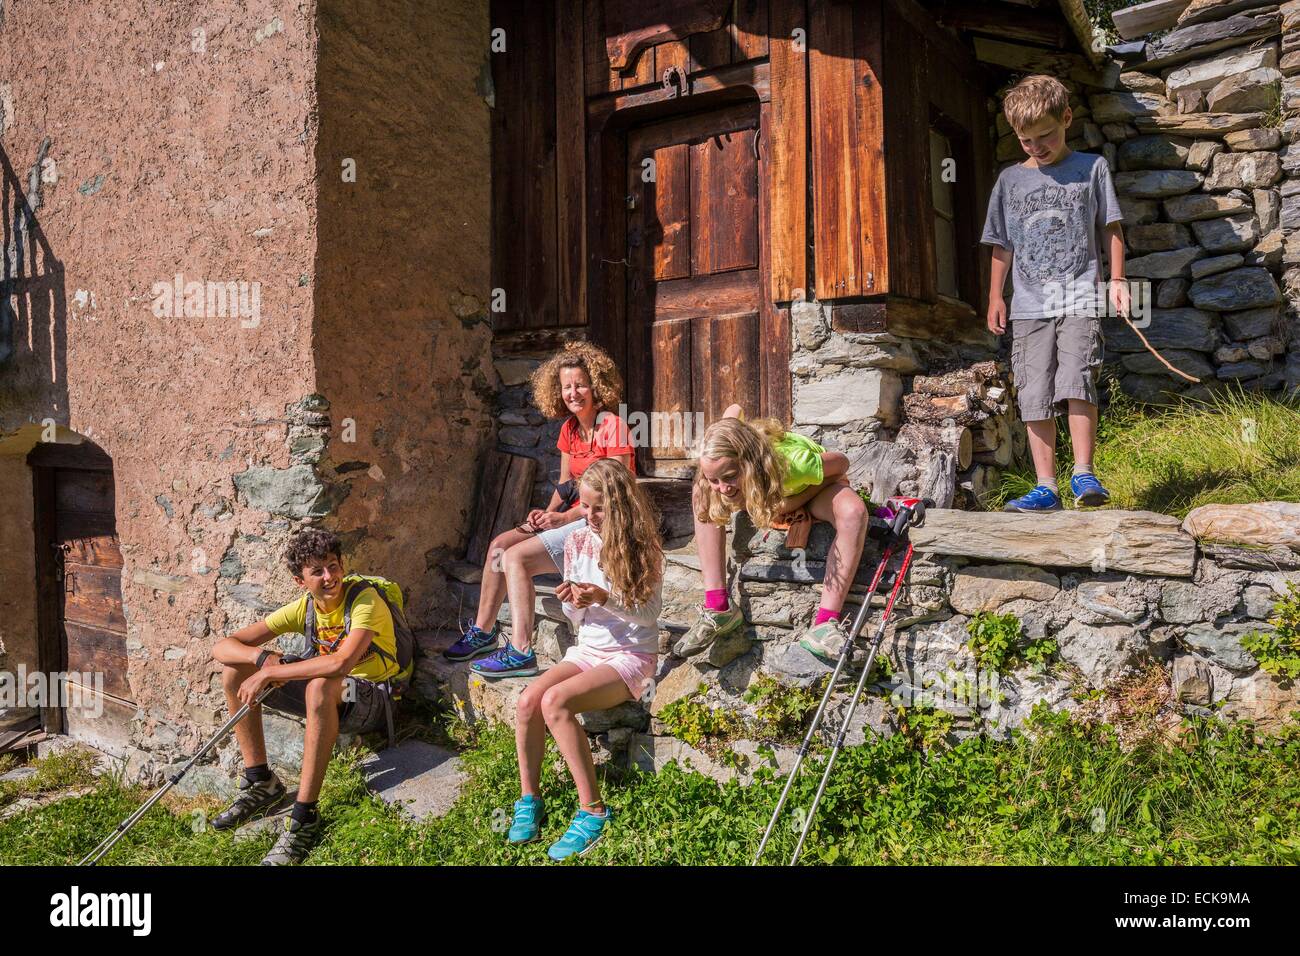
{"left": 562, "top": 644, "right": 657, "bottom": 699}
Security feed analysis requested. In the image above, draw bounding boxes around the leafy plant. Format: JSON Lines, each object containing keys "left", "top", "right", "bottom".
{"left": 967, "top": 612, "right": 1024, "bottom": 674}
{"left": 1242, "top": 585, "right": 1300, "bottom": 683}
{"left": 966, "top": 612, "right": 1059, "bottom": 677}
{"left": 1023, "top": 637, "right": 1059, "bottom": 672}
{"left": 658, "top": 685, "right": 743, "bottom": 749}
{"left": 896, "top": 705, "right": 955, "bottom": 751}
{"left": 744, "top": 675, "right": 821, "bottom": 740}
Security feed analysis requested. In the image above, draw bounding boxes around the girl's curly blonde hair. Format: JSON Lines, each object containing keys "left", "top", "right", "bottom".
{"left": 529, "top": 341, "right": 625, "bottom": 420}
{"left": 693, "top": 416, "right": 787, "bottom": 528}
{"left": 578, "top": 458, "right": 663, "bottom": 610}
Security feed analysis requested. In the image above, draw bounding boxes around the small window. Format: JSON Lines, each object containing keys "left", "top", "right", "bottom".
{"left": 930, "top": 128, "right": 959, "bottom": 299}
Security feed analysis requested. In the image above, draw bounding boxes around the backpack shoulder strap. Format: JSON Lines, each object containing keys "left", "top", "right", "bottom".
{"left": 304, "top": 593, "right": 317, "bottom": 644}
{"left": 341, "top": 580, "right": 367, "bottom": 632}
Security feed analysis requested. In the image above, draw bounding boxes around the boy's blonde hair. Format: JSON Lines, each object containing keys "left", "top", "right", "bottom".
{"left": 692, "top": 416, "right": 787, "bottom": 528}
{"left": 577, "top": 458, "right": 662, "bottom": 610}
{"left": 1002, "top": 74, "right": 1071, "bottom": 133}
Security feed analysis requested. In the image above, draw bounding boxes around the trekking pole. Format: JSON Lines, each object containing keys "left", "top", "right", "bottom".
{"left": 789, "top": 541, "right": 916, "bottom": 865}
{"left": 753, "top": 541, "right": 897, "bottom": 864}
{"left": 78, "top": 657, "right": 299, "bottom": 867}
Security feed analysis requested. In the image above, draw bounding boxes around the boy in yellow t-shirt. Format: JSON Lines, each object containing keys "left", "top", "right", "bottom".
{"left": 210, "top": 528, "right": 397, "bottom": 865}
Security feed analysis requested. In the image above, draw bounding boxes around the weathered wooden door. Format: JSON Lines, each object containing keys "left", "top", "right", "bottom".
{"left": 31, "top": 443, "right": 134, "bottom": 750}
{"left": 626, "top": 101, "right": 770, "bottom": 473}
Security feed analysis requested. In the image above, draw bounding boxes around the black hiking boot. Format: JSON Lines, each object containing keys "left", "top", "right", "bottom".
{"left": 211, "top": 774, "right": 288, "bottom": 831}
{"left": 260, "top": 814, "right": 324, "bottom": 866}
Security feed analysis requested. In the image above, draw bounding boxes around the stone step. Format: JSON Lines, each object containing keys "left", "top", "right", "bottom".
{"left": 908, "top": 508, "right": 1197, "bottom": 577}
{"left": 359, "top": 740, "right": 466, "bottom": 822}
{"left": 411, "top": 629, "right": 651, "bottom": 735}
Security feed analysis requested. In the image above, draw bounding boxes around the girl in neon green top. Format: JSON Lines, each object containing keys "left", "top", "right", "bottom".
{"left": 678, "top": 405, "right": 869, "bottom": 663}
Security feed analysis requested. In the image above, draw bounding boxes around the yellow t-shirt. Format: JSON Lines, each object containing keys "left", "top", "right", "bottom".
{"left": 775, "top": 432, "right": 826, "bottom": 497}
{"left": 264, "top": 585, "right": 399, "bottom": 682}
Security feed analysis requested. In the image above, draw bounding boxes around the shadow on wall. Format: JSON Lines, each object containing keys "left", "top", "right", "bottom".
{"left": 0, "top": 139, "right": 68, "bottom": 427}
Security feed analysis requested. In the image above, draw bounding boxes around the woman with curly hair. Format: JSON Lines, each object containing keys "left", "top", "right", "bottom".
{"left": 502, "top": 457, "right": 663, "bottom": 859}
{"left": 676, "top": 405, "right": 867, "bottom": 664}
{"left": 444, "top": 341, "right": 635, "bottom": 679}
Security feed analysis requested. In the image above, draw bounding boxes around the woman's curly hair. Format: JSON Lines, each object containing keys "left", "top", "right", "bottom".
{"left": 578, "top": 458, "right": 663, "bottom": 610}
{"left": 529, "top": 341, "right": 625, "bottom": 420}
{"left": 693, "top": 416, "right": 788, "bottom": 528}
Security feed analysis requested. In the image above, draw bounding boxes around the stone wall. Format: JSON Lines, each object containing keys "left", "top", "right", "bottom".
{"left": 1072, "top": 0, "right": 1300, "bottom": 401}
{"left": 418, "top": 502, "right": 1300, "bottom": 782}
{"left": 0, "top": 2, "right": 322, "bottom": 758}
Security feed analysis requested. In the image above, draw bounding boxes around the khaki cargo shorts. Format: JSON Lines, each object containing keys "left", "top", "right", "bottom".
{"left": 1010, "top": 316, "right": 1104, "bottom": 422}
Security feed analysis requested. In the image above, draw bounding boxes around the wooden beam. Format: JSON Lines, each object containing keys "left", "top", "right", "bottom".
{"left": 768, "top": 0, "right": 807, "bottom": 302}
{"left": 555, "top": 0, "right": 587, "bottom": 326}
{"left": 931, "top": 2, "right": 1070, "bottom": 47}
{"left": 593, "top": 60, "right": 770, "bottom": 113}
{"left": 810, "top": 0, "right": 891, "bottom": 301}
{"left": 828, "top": 295, "right": 985, "bottom": 341}
{"left": 972, "top": 36, "right": 1120, "bottom": 90}
{"left": 603, "top": 0, "right": 732, "bottom": 71}
{"left": 1112, "top": 0, "right": 1193, "bottom": 41}
{"left": 1057, "top": 0, "right": 1106, "bottom": 67}
{"left": 884, "top": 0, "right": 990, "bottom": 89}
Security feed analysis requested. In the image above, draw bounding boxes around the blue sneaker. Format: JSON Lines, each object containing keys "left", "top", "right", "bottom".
{"left": 1070, "top": 472, "right": 1110, "bottom": 508}
{"left": 470, "top": 641, "right": 539, "bottom": 679}
{"left": 443, "top": 622, "right": 500, "bottom": 662}
{"left": 1003, "top": 485, "right": 1063, "bottom": 513}
{"left": 547, "top": 808, "right": 610, "bottom": 861}
{"left": 507, "top": 795, "right": 545, "bottom": 844}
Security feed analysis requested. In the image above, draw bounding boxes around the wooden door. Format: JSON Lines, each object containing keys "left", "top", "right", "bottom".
{"left": 31, "top": 443, "right": 134, "bottom": 749}
{"left": 626, "top": 101, "right": 770, "bottom": 473}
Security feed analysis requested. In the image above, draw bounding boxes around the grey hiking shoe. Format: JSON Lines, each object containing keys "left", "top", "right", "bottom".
{"left": 260, "top": 814, "right": 324, "bottom": 866}
{"left": 211, "top": 774, "right": 288, "bottom": 831}
{"left": 673, "top": 606, "right": 743, "bottom": 658}
{"left": 799, "top": 619, "right": 848, "bottom": 664}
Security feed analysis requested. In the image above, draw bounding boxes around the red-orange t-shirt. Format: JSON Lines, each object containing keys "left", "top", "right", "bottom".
{"left": 557, "top": 412, "right": 636, "bottom": 480}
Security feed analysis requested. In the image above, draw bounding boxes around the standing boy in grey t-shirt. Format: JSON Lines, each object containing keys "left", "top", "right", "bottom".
{"left": 981, "top": 74, "right": 1128, "bottom": 512}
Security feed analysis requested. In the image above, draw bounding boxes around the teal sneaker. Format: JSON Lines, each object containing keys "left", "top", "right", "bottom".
{"left": 507, "top": 795, "right": 545, "bottom": 844}
{"left": 547, "top": 808, "right": 610, "bottom": 861}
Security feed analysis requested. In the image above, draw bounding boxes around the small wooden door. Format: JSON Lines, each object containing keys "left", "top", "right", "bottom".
{"left": 31, "top": 442, "right": 134, "bottom": 749}
{"left": 626, "top": 100, "right": 771, "bottom": 473}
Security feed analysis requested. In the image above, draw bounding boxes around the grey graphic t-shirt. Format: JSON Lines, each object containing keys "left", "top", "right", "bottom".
{"left": 981, "top": 150, "right": 1124, "bottom": 320}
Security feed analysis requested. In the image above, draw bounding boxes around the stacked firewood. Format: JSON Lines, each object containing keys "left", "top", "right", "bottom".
{"left": 895, "top": 360, "right": 1022, "bottom": 509}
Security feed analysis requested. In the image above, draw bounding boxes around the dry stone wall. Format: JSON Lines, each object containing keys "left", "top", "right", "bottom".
{"left": 1079, "top": 0, "right": 1300, "bottom": 402}
{"left": 419, "top": 503, "right": 1300, "bottom": 783}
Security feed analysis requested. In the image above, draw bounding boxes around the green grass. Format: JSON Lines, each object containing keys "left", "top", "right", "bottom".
{"left": 3, "top": 705, "right": 1297, "bottom": 866}
{"left": 992, "top": 386, "right": 1300, "bottom": 517}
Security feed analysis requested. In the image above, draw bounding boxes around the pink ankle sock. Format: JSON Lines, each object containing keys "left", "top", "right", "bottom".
{"left": 814, "top": 607, "right": 841, "bottom": 626}
{"left": 705, "top": 589, "right": 730, "bottom": 612}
